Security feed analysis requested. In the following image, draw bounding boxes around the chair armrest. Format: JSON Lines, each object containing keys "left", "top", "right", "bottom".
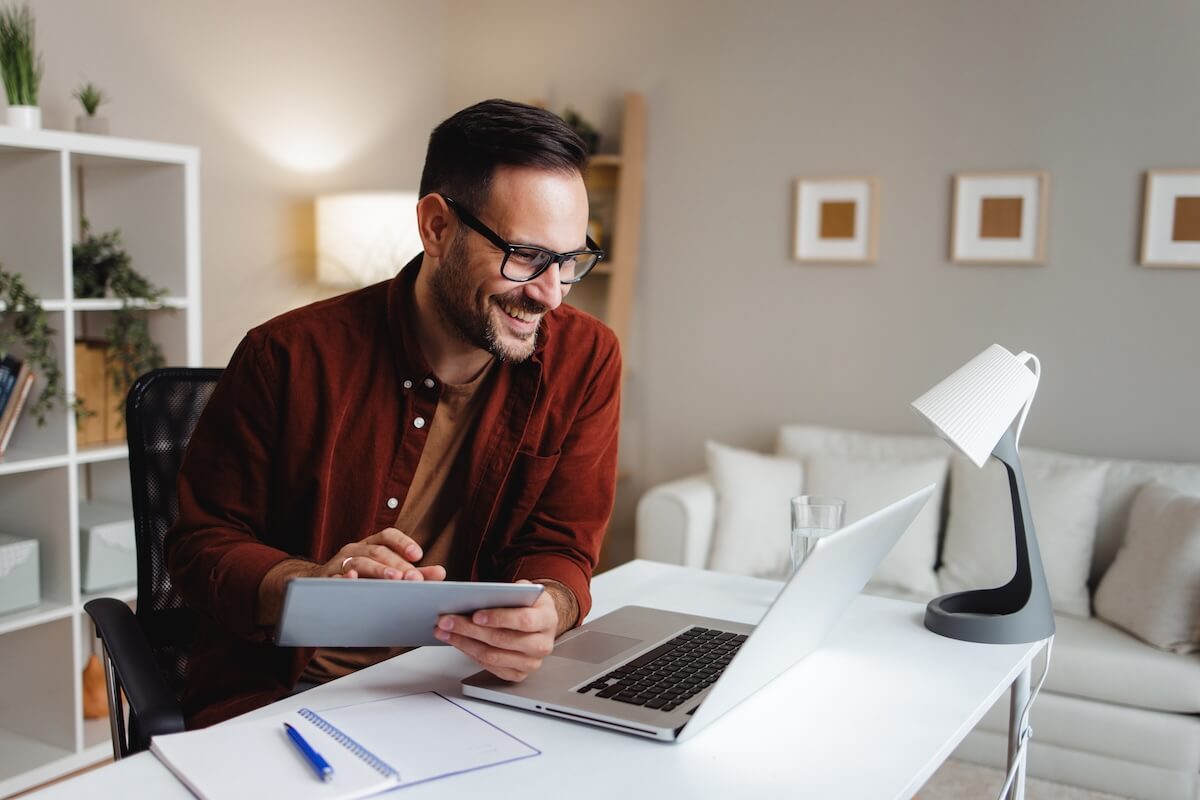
{"left": 635, "top": 473, "right": 716, "bottom": 568}
{"left": 84, "top": 598, "right": 185, "bottom": 750}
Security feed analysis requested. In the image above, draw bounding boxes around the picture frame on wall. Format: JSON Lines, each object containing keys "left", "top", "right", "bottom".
{"left": 792, "top": 176, "right": 879, "bottom": 264}
{"left": 951, "top": 171, "right": 1049, "bottom": 265}
{"left": 1140, "top": 169, "right": 1200, "bottom": 268}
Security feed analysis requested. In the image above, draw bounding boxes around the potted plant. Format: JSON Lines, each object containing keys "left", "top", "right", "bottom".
{"left": 0, "top": 263, "right": 75, "bottom": 425}
{"left": 73, "top": 221, "right": 167, "bottom": 424}
{"left": 73, "top": 81, "right": 109, "bottom": 134}
{"left": 0, "top": 3, "right": 42, "bottom": 129}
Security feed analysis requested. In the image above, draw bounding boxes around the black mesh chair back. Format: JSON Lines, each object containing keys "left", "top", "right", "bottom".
{"left": 126, "top": 367, "right": 222, "bottom": 696}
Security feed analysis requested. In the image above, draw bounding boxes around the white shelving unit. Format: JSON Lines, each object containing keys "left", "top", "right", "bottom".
{"left": 0, "top": 126, "right": 200, "bottom": 798}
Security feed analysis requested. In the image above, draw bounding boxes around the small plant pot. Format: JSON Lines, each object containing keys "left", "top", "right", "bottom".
{"left": 5, "top": 105, "right": 41, "bottom": 129}
{"left": 75, "top": 115, "right": 109, "bottom": 135}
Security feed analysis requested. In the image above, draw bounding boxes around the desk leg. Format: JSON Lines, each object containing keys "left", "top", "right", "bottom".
{"left": 1005, "top": 664, "right": 1031, "bottom": 800}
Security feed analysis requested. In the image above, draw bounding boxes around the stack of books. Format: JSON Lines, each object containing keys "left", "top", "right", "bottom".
{"left": 0, "top": 355, "right": 34, "bottom": 457}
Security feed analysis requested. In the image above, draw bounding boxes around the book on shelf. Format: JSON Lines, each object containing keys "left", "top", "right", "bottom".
{"left": 0, "top": 363, "right": 35, "bottom": 456}
{"left": 0, "top": 353, "right": 21, "bottom": 417}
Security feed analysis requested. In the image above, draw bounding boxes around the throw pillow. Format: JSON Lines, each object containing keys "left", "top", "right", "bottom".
{"left": 1093, "top": 481, "right": 1200, "bottom": 654}
{"left": 804, "top": 455, "right": 947, "bottom": 600}
{"left": 939, "top": 454, "right": 1107, "bottom": 617}
{"left": 706, "top": 441, "right": 803, "bottom": 579}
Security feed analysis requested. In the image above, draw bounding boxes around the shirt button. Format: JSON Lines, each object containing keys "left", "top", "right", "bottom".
{"left": 386, "top": 497, "right": 399, "bottom": 510}
{"left": 403, "top": 379, "right": 413, "bottom": 389}
{"left": 423, "top": 377, "right": 436, "bottom": 389}
{"left": 413, "top": 416, "right": 426, "bottom": 428}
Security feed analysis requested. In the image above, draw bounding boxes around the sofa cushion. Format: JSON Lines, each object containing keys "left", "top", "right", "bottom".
{"left": 939, "top": 454, "right": 1106, "bottom": 617}
{"left": 1046, "top": 613, "right": 1200, "bottom": 713}
{"left": 1094, "top": 481, "right": 1200, "bottom": 654}
{"left": 706, "top": 441, "right": 802, "bottom": 578}
{"left": 777, "top": 424, "right": 948, "bottom": 463}
{"left": 804, "top": 455, "right": 947, "bottom": 598}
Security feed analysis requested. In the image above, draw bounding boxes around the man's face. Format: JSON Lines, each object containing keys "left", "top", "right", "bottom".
{"left": 430, "top": 166, "right": 589, "bottom": 362}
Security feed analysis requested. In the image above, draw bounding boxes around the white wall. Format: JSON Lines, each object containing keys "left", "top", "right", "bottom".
{"left": 23, "top": 0, "right": 445, "bottom": 363}
{"left": 444, "top": 0, "right": 1200, "bottom": 559}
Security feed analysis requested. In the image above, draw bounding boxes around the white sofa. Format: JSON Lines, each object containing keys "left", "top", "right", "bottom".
{"left": 635, "top": 425, "right": 1200, "bottom": 800}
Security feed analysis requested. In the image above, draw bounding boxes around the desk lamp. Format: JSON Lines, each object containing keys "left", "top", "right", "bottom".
{"left": 911, "top": 344, "right": 1056, "bottom": 644}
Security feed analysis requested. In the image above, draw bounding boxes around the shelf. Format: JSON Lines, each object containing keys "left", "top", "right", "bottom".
{"left": 0, "top": 448, "right": 71, "bottom": 476}
{"left": 82, "top": 584, "right": 137, "bottom": 606}
{"left": 0, "top": 126, "right": 196, "bottom": 165}
{"left": 0, "top": 298, "right": 68, "bottom": 312}
{"left": 0, "top": 726, "right": 75, "bottom": 789}
{"left": 0, "top": 600, "right": 74, "bottom": 636}
{"left": 71, "top": 296, "right": 189, "bottom": 311}
{"left": 75, "top": 444, "right": 128, "bottom": 465}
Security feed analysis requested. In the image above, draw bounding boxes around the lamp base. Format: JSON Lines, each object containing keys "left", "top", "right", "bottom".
{"left": 924, "top": 585, "right": 1056, "bottom": 644}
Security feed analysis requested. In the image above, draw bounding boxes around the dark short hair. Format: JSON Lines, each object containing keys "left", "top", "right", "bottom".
{"left": 419, "top": 99, "right": 588, "bottom": 213}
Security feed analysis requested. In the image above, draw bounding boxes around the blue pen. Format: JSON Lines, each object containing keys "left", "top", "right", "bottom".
{"left": 284, "top": 722, "right": 334, "bottom": 782}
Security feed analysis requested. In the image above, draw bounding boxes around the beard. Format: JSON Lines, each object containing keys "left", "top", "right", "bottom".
{"left": 429, "top": 234, "right": 545, "bottom": 363}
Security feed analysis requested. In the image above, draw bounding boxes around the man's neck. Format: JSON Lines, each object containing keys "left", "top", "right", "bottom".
{"left": 412, "top": 263, "right": 495, "bottom": 385}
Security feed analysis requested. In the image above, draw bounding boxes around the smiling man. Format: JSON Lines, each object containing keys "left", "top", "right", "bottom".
{"left": 165, "top": 100, "right": 621, "bottom": 728}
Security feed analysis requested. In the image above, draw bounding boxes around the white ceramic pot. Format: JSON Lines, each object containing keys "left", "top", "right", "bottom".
{"left": 5, "top": 105, "right": 41, "bottom": 129}
{"left": 75, "top": 115, "right": 109, "bottom": 135}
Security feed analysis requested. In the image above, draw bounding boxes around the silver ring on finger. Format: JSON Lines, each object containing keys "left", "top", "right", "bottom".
{"left": 341, "top": 556, "right": 353, "bottom": 573}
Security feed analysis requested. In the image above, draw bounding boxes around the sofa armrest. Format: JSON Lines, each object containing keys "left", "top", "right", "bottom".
{"left": 635, "top": 473, "right": 716, "bottom": 569}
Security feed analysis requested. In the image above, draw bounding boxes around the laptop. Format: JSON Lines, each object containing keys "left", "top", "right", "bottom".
{"left": 462, "top": 484, "right": 935, "bottom": 742}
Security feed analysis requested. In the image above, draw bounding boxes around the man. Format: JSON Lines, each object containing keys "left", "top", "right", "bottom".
{"left": 165, "top": 99, "right": 621, "bottom": 728}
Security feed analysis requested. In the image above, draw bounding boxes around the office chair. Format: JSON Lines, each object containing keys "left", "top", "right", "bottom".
{"left": 84, "top": 367, "right": 222, "bottom": 759}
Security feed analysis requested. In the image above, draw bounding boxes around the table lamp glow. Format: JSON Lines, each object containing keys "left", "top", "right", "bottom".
{"left": 316, "top": 192, "right": 422, "bottom": 287}
{"left": 912, "top": 344, "right": 1056, "bottom": 644}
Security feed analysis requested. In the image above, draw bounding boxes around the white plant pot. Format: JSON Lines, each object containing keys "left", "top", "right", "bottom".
{"left": 5, "top": 105, "right": 41, "bottom": 129}
{"left": 75, "top": 115, "right": 109, "bottom": 135}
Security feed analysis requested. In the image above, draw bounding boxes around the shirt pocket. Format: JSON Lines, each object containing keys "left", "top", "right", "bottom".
{"left": 502, "top": 449, "right": 562, "bottom": 525}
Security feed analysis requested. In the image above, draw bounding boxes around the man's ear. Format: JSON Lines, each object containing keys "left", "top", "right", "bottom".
{"left": 417, "top": 193, "right": 453, "bottom": 258}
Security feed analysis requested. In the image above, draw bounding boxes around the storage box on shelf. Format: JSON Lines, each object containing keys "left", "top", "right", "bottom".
{"left": 0, "top": 125, "right": 200, "bottom": 798}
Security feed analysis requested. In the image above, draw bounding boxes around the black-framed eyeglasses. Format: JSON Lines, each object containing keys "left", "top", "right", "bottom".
{"left": 442, "top": 195, "right": 604, "bottom": 284}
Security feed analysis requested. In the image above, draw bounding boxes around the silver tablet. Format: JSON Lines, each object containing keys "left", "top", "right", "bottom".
{"left": 274, "top": 579, "right": 544, "bottom": 647}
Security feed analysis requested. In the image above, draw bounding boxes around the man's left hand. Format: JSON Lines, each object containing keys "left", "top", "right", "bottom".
{"left": 434, "top": 580, "right": 559, "bottom": 682}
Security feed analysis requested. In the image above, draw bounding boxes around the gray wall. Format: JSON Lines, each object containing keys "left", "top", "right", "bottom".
{"left": 445, "top": 0, "right": 1200, "bottom": 561}
{"left": 26, "top": 0, "right": 445, "bottom": 363}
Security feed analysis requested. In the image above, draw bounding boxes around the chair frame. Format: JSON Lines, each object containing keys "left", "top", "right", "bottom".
{"left": 85, "top": 367, "right": 222, "bottom": 758}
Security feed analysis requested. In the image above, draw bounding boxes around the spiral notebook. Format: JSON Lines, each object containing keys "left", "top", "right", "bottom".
{"left": 150, "top": 692, "right": 539, "bottom": 800}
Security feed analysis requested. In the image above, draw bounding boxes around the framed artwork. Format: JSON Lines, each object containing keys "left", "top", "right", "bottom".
{"left": 792, "top": 176, "right": 879, "bottom": 264}
{"left": 1140, "top": 169, "right": 1200, "bottom": 268}
{"left": 951, "top": 171, "right": 1049, "bottom": 265}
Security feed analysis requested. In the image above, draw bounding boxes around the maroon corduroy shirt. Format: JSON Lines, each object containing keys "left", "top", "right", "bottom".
{"left": 165, "top": 257, "right": 621, "bottom": 728}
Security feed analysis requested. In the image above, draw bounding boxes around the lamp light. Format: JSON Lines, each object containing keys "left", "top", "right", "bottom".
{"left": 912, "top": 344, "right": 1056, "bottom": 644}
{"left": 315, "top": 192, "right": 423, "bottom": 287}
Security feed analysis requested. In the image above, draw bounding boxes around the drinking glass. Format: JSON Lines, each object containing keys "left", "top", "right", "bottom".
{"left": 789, "top": 496, "right": 846, "bottom": 575}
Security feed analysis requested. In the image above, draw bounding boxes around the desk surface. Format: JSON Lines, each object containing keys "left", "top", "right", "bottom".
{"left": 33, "top": 560, "right": 1041, "bottom": 800}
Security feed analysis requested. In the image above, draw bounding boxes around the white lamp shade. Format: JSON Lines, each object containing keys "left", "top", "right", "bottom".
{"left": 316, "top": 192, "right": 423, "bottom": 287}
{"left": 911, "top": 344, "right": 1040, "bottom": 467}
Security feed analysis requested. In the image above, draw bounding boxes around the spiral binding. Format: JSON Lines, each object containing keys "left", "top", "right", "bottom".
{"left": 298, "top": 707, "right": 400, "bottom": 779}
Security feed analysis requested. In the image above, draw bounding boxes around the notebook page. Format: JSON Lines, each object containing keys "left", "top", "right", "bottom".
{"left": 151, "top": 708, "right": 395, "bottom": 800}
{"left": 317, "top": 692, "right": 539, "bottom": 786}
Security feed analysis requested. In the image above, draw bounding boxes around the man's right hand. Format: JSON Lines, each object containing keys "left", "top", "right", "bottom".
{"left": 255, "top": 528, "right": 446, "bottom": 625}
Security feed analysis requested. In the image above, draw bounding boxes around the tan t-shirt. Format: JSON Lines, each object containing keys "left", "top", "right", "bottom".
{"left": 301, "top": 361, "right": 495, "bottom": 684}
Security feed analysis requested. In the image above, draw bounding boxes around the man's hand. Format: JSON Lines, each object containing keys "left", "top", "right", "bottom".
{"left": 329, "top": 527, "right": 446, "bottom": 581}
{"left": 255, "top": 528, "right": 445, "bottom": 625}
{"left": 433, "top": 580, "right": 560, "bottom": 682}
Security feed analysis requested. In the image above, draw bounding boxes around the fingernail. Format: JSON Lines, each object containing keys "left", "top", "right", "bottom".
{"left": 384, "top": 568, "right": 398, "bottom": 579}
{"left": 474, "top": 612, "right": 488, "bottom": 625}
{"left": 434, "top": 629, "right": 449, "bottom": 641}
{"left": 439, "top": 617, "right": 453, "bottom": 631}
{"left": 407, "top": 545, "right": 421, "bottom": 559}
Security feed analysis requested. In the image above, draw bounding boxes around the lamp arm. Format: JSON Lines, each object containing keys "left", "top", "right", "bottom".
{"left": 1012, "top": 352, "right": 1040, "bottom": 448}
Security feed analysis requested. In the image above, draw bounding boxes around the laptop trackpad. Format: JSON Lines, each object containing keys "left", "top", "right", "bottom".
{"left": 552, "top": 631, "right": 642, "bottom": 664}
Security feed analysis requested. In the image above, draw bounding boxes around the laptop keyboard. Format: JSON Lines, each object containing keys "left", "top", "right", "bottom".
{"left": 574, "top": 627, "right": 748, "bottom": 712}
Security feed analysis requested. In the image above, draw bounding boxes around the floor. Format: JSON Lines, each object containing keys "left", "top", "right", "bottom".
{"left": 919, "top": 759, "right": 1129, "bottom": 800}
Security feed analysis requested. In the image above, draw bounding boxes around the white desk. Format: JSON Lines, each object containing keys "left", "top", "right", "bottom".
{"left": 32, "top": 560, "right": 1043, "bottom": 800}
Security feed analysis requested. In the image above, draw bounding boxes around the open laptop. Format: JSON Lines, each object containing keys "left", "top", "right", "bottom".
{"left": 462, "top": 484, "right": 935, "bottom": 742}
